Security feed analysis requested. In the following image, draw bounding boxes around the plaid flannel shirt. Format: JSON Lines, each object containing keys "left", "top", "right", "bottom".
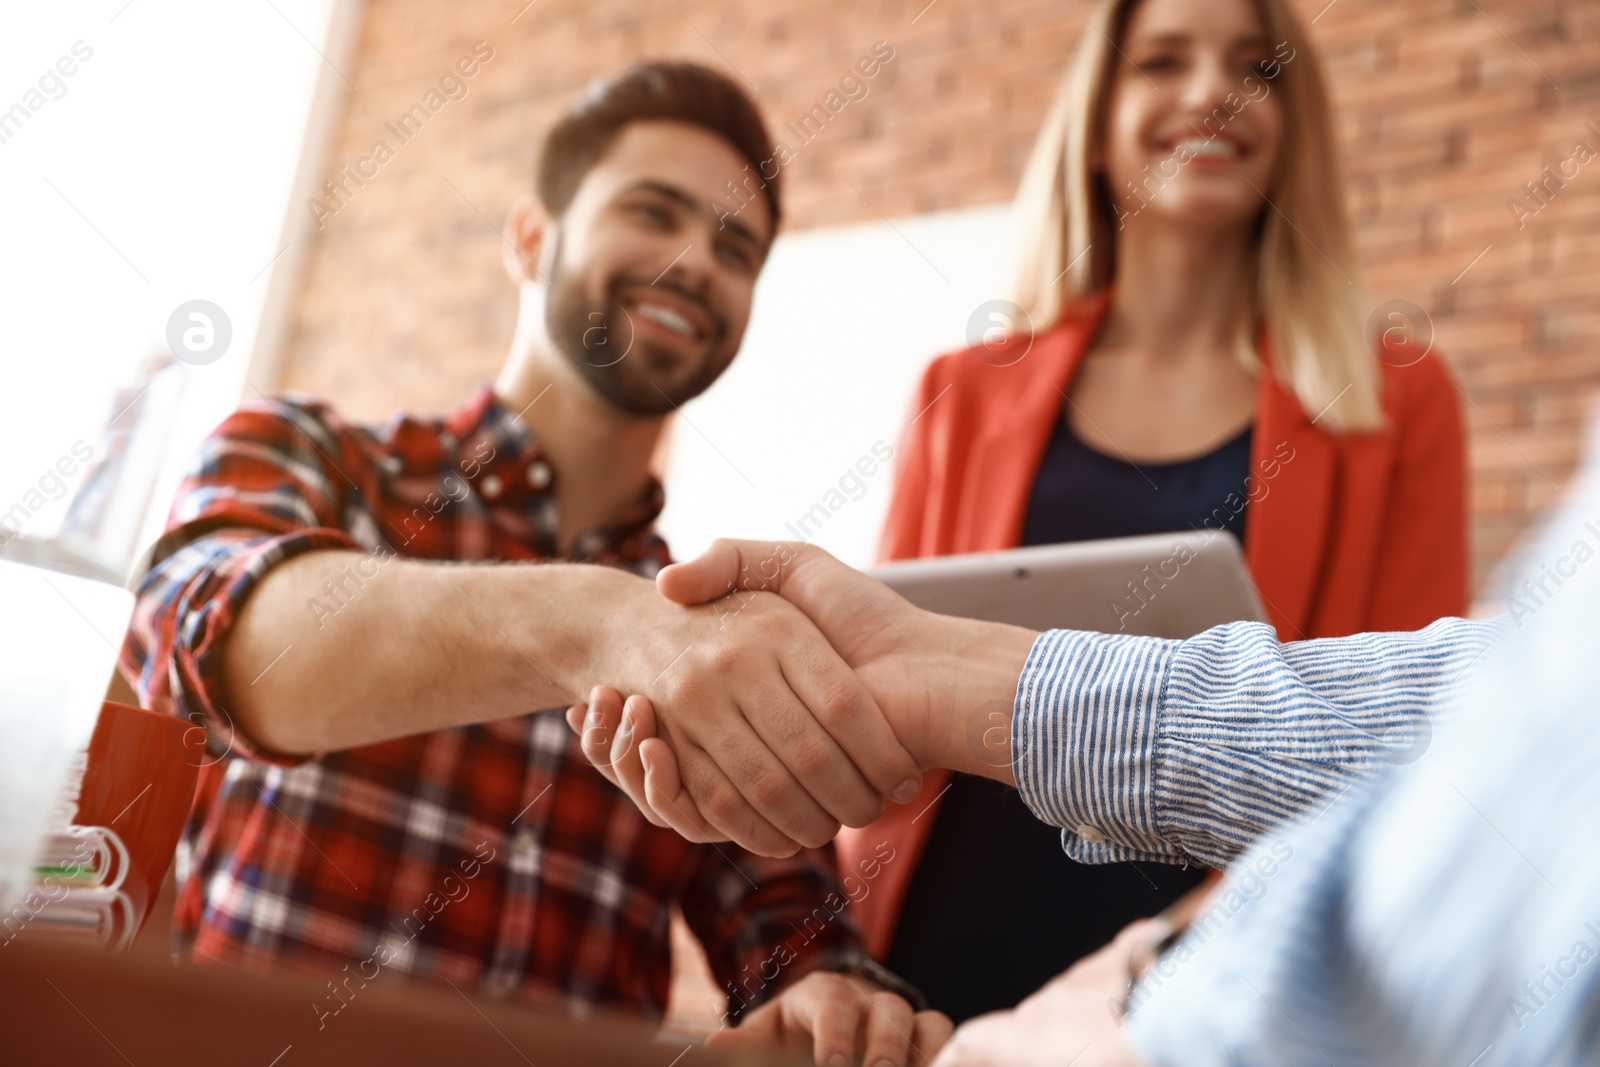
{"left": 120, "top": 385, "right": 869, "bottom": 1021}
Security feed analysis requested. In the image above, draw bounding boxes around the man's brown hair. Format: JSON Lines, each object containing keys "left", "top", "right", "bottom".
{"left": 537, "top": 61, "right": 781, "bottom": 228}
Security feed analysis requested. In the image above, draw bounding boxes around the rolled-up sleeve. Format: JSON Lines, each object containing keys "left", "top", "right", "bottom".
{"left": 119, "top": 400, "right": 366, "bottom": 765}
{"left": 1012, "top": 617, "right": 1505, "bottom": 869}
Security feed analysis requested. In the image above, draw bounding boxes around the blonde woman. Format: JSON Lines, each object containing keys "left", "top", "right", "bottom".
{"left": 567, "top": 0, "right": 1469, "bottom": 1025}
{"left": 833, "top": 0, "right": 1467, "bottom": 1021}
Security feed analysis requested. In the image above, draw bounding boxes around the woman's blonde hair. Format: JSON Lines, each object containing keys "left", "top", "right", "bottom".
{"left": 1012, "top": 0, "right": 1382, "bottom": 432}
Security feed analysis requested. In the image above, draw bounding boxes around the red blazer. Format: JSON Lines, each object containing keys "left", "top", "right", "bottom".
{"left": 840, "top": 290, "right": 1469, "bottom": 960}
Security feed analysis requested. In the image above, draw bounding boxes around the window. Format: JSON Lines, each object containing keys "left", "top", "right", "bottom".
{"left": 0, "top": 0, "right": 358, "bottom": 576}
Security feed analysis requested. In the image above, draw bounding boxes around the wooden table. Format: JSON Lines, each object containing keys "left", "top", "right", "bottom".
{"left": 0, "top": 939, "right": 800, "bottom": 1066}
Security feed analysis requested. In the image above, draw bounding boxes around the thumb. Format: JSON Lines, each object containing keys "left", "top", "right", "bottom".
{"left": 1083, "top": 917, "right": 1170, "bottom": 989}
{"left": 657, "top": 538, "right": 810, "bottom": 605}
{"left": 659, "top": 539, "right": 910, "bottom": 669}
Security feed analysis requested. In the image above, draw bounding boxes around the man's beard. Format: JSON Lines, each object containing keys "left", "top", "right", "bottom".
{"left": 544, "top": 247, "right": 732, "bottom": 417}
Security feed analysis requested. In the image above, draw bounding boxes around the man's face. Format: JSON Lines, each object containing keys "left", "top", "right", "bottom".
{"left": 542, "top": 120, "right": 773, "bottom": 416}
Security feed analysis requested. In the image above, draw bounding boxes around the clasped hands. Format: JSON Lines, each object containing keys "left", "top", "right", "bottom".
{"left": 564, "top": 539, "right": 1038, "bottom": 858}
{"left": 566, "top": 540, "right": 1151, "bottom": 1067}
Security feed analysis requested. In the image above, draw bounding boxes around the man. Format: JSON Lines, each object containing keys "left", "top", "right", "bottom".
{"left": 123, "top": 61, "right": 949, "bottom": 1065}
{"left": 578, "top": 422, "right": 1600, "bottom": 1064}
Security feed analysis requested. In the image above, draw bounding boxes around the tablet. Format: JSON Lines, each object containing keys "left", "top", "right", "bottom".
{"left": 868, "top": 530, "right": 1268, "bottom": 639}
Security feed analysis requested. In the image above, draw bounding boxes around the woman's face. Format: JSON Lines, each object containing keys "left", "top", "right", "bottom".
{"left": 1101, "top": 0, "right": 1286, "bottom": 234}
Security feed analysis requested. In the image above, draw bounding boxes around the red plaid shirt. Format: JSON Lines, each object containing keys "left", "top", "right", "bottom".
{"left": 121, "top": 385, "right": 869, "bottom": 1021}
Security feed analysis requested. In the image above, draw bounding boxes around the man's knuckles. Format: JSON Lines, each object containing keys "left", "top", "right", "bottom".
{"left": 809, "top": 672, "right": 865, "bottom": 726}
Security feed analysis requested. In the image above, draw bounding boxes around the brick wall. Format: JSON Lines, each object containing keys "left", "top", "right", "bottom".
{"left": 276, "top": 0, "right": 1600, "bottom": 592}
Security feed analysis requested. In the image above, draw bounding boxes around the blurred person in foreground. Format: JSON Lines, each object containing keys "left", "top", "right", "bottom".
{"left": 580, "top": 400, "right": 1600, "bottom": 1062}
{"left": 120, "top": 61, "right": 947, "bottom": 1065}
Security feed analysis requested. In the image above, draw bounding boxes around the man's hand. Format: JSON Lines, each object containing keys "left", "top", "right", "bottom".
{"left": 707, "top": 971, "right": 953, "bottom": 1067}
{"left": 568, "top": 541, "right": 1037, "bottom": 853}
{"left": 575, "top": 569, "right": 924, "bottom": 857}
{"left": 930, "top": 921, "right": 1157, "bottom": 1067}
{"left": 566, "top": 688, "right": 712, "bottom": 843}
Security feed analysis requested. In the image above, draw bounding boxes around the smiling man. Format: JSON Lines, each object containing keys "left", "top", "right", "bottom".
{"left": 121, "top": 61, "right": 946, "bottom": 1065}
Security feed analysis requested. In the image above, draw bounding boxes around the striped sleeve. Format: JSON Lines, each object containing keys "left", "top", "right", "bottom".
{"left": 1012, "top": 617, "right": 1505, "bottom": 869}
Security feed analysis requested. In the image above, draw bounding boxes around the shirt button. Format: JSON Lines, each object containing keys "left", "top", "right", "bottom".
{"left": 1076, "top": 824, "right": 1106, "bottom": 845}
{"left": 525, "top": 461, "right": 553, "bottom": 489}
{"left": 479, "top": 473, "right": 503, "bottom": 499}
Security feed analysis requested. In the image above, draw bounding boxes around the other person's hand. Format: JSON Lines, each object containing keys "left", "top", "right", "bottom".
{"left": 930, "top": 920, "right": 1157, "bottom": 1067}
{"left": 708, "top": 970, "right": 953, "bottom": 1067}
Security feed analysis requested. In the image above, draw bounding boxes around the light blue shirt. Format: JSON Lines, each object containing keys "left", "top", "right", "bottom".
{"left": 1011, "top": 420, "right": 1600, "bottom": 1065}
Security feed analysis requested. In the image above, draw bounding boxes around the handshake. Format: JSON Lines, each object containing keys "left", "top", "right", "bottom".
{"left": 562, "top": 539, "right": 1040, "bottom": 858}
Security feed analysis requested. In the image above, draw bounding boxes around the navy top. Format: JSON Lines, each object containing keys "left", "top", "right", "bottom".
{"left": 884, "top": 412, "right": 1254, "bottom": 1023}
{"left": 1021, "top": 414, "right": 1253, "bottom": 545}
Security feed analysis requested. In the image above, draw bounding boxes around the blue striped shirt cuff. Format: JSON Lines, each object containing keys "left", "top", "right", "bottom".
{"left": 1013, "top": 628, "right": 1185, "bottom": 865}
{"left": 1013, "top": 618, "right": 1501, "bottom": 871}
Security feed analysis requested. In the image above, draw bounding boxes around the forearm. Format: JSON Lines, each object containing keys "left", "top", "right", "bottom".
{"left": 908, "top": 612, "right": 1039, "bottom": 786}
{"left": 221, "top": 550, "right": 636, "bottom": 755}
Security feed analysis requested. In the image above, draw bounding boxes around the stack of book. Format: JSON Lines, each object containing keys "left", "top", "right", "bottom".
{"left": 3, "top": 701, "right": 197, "bottom": 953}
{"left": 20, "top": 819, "right": 142, "bottom": 951}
